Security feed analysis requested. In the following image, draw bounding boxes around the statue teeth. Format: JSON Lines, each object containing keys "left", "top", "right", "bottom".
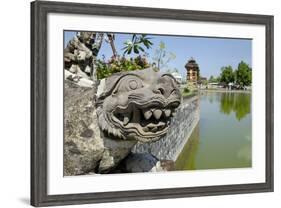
{"left": 164, "top": 109, "right": 171, "bottom": 117}
{"left": 143, "top": 110, "right": 152, "bottom": 120}
{"left": 153, "top": 109, "right": 162, "bottom": 120}
{"left": 123, "top": 115, "right": 130, "bottom": 125}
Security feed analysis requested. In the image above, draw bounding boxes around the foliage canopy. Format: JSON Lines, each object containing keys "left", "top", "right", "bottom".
{"left": 96, "top": 55, "right": 150, "bottom": 79}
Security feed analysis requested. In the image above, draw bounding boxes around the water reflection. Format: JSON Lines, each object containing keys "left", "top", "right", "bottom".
{"left": 175, "top": 124, "right": 200, "bottom": 170}
{"left": 220, "top": 92, "right": 251, "bottom": 121}
{"left": 175, "top": 92, "right": 252, "bottom": 171}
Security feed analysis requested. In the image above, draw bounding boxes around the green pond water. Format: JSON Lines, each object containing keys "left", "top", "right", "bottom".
{"left": 175, "top": 91, "right": 252, "bottom": 170}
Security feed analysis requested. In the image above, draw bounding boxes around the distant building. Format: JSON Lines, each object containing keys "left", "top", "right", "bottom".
{"left": 198, "top": 77, "right": 207, "bottom": 84}
{"left": 208, "top": 82, "right": 221, "bottom": 89}
{"left": 185, "top": 58, "right": 199, "bottom": 85}
{"left": 171, "top": 72, "right": 183, "bottom": 84}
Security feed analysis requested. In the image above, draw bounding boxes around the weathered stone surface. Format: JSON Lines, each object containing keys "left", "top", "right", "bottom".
{"left": 65, "top": 70, "right": 94, "bottom": 88}
{"left": 64, "top": 80, "right": 100, "bottom": 175}
{"left": 117, "top": 153, "right": 175, "bottom": 173}
{"left": 64, "top": 32, "right": 96, "bottom": 79}
{"left": 96, "top": 67, "right": 182, "bottom": 143}
{"left": 64, "top": 80, "right": 137, "bottom": 175}
{"left": 98, "top": 137, "right": 136, "bottom": 173}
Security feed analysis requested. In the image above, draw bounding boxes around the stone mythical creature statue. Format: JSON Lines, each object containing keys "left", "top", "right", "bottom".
{"left": 64, "top": 68, "right": 181, "bottom": 175}
{"left": 64, "top": 34, "right": 182, "bottom": 175}
{"left": 96, "top": 68, "right": 181, "bottom": 143}
{"left": 64, "top": 32, "right": 97, "bottom": 79}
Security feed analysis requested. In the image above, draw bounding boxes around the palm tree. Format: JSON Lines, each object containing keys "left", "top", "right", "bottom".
{"left": 122, "top": 34, "right": 153, "bottom": 55}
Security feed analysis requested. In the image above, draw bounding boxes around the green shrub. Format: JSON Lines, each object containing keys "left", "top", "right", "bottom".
{"left": 183, "top": 87, "right": 190, "bottom": 93}
{"left": 96, "top": 55, "right": 150, "bottom": 79}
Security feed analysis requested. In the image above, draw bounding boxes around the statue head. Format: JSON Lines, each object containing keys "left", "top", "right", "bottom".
{"left": 77, "top": 32, "right": 96, "bottom": 49}
{"left": 96, "top": 68, "right": 181, "bottom": 143}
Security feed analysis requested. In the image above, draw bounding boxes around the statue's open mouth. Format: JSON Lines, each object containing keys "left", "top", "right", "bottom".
{"left": 111, "top": 100, "right": 180, "bottom": 141}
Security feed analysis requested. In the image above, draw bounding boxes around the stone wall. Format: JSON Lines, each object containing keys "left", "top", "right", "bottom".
{"left": 132, "top": 95, "right": 200, "bottom": 161}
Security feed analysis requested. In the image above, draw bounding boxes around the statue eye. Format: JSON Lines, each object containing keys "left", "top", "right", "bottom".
{"left": 115, "top": 76, "right": 143, "bottom": 93}
{"left": 129, "top": 80, "right": 138, "bottom": 90}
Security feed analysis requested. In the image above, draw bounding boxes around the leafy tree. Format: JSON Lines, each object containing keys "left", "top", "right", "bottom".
{"left": 209, "top": 75, "right": 221, "bottom": 83}
{"left": 235, "top": 61, "right": 252, "bottom": 87}
{"left": 216, "top": 75, "right": 221, "bottom": 83}
{"left": 202, "top": 79, "right": 208, "bottom": 85}
{"left": 220, "top": 66, "right": 235, "bottom": 84}
{"left": 152, "top": 41, "right": 176, "bottom": 71}
{"left": 122, "top": 34, "right": 153, "bottom": 55}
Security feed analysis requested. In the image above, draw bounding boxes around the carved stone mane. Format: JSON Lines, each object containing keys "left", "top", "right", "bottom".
{"left": 96, "top": 68, "right": 181, "bottom": 143}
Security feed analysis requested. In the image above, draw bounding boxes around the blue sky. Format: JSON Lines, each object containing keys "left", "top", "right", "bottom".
{"left": 64, "top": 31, "right": 252, "bottom": 79}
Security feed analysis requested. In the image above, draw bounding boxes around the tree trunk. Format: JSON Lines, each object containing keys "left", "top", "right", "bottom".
{"left": 91, "top": 33, "right": 104, "bottom": 100}
{"left": 107, "top": 33, "right": 117, "bottom": 58}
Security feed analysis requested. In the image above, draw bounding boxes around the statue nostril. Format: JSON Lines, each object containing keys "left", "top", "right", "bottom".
{"left": 154, "top": 87, "right": 175, "bottom": 98}
{"left": 157, "top": 87, "right": 165, "bottom": 95}
{"left": 153, "top": 87, "right": 165, "bottom": 95}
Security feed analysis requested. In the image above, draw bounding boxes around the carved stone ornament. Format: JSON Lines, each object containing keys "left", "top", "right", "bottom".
{"left": 64, "top": 32, "right": 97, "bottom": 79}
{"left": 96, "top": 67, "right": 182, "bottom": 143}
